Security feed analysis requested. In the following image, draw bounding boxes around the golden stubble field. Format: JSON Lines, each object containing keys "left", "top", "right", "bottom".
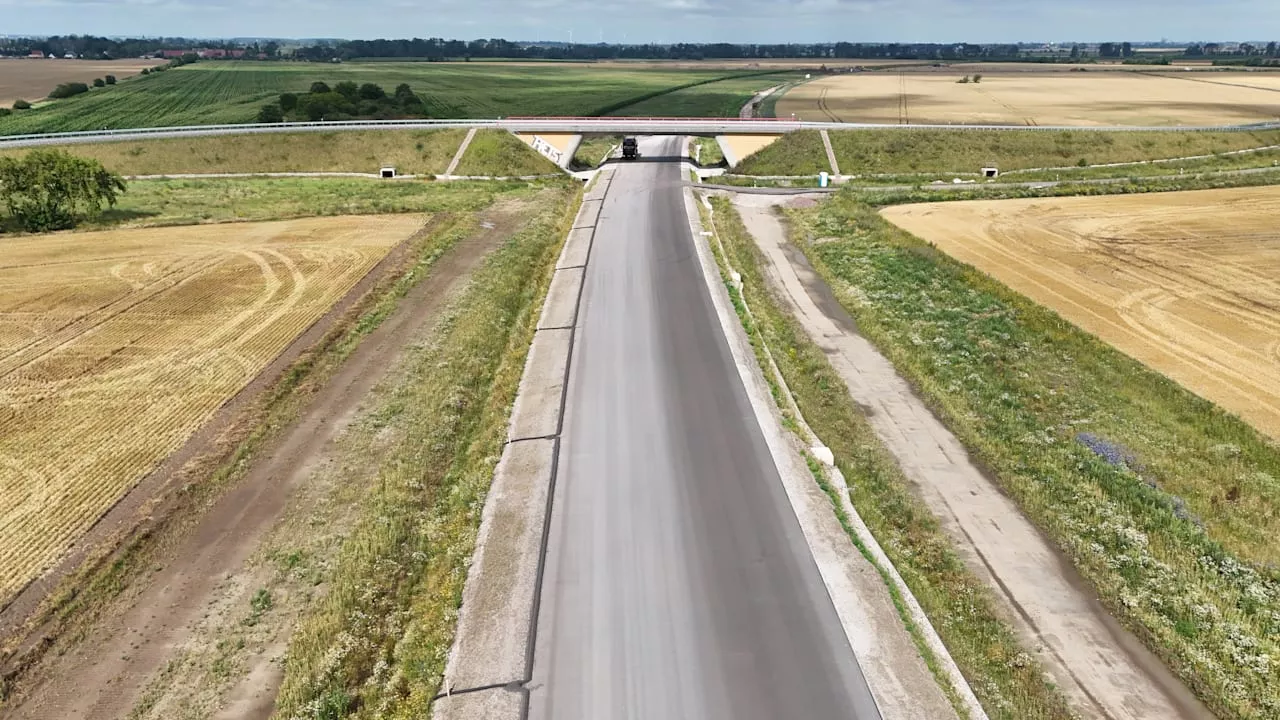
{"left": 0, "top": 215, "right": 419, "bottom": 603}
{"left": 882, "top": 187, "right": 1280, "bottom": 440}
{"left": 0, "top": 58, "right": 164, "bottom": 107}
{"left": 778, "top": 71, "right": 1280, "bottom": 126}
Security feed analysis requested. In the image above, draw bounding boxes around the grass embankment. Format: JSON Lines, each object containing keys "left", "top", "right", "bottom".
{"left": 689, "top": 136, "right": 725, "bottom": 166}
{"left": 453, "top": 130, "right": 561, "bottom": 176}
{"left": 71, "top": 177, "right": 539, "bottom": 230}
{"left": 0, "top": 184, "right": 538, "bottom": 701}
{"left": 271, "top": 184, "right": 578, "bottom": 720}
{"left": 702, "top": 197, "right": 1076, "bottom": 720}
{"left": 736, "top": 129, "right": 831, "bottom": 175}
{"left": 0, "top": 130, "right": 467, "bottom": 176}
{"left": 570, "top": 135, "right": 620, "bottom": 168}
{"left": 793, "top": 193, "right": 1280, "bottom": 719}
{"left": 0, "top": 62, "right": 782, "bottom": 134}
{"left": 736, "top": 128, "right": 1280, "bottom": 178}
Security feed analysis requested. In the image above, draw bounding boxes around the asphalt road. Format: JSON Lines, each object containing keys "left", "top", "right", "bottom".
{"left": 527, "top": 136, "right": 881, "bottom": 720}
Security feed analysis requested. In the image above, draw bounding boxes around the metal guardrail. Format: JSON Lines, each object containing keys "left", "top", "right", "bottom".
{"left": 1, "top": 117, "right": 1278, "bottom": 149}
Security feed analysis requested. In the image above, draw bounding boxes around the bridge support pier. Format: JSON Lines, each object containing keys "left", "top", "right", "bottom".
{"left": 514, "top": 132, "right": 582, "bottom": 169}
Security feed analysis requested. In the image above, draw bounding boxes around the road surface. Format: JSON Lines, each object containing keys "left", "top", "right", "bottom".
{"left": 526, "top": 136, "right": 882, "bottom": 720}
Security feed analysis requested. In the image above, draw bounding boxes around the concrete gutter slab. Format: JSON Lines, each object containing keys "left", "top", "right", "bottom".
{"left": 538, "top": 267, "right": 584, "bottom": 330}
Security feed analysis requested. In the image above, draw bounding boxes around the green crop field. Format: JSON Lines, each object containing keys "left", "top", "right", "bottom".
{"left": 0, "top": 62, "right": 790, "bottom": 135}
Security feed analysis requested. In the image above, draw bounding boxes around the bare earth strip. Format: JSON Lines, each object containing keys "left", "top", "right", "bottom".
{"left": 778, "top": 72, "right": 1280, "bottom": 126}
{"left": 881, "top": 186, "right": 1280, "bottom": 441}
{"left": 0, "top": 59, "right": 165, "bottom": 107}
{"left": 0, "top": 216, "right": 416, "bottom": 606}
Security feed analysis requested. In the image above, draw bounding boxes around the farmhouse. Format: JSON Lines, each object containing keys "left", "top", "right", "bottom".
{"left": 27, "top": 51, "right": 44, "bottom": 59}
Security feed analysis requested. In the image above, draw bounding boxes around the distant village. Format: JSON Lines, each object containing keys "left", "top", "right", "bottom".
{"left": 22, "top": 48, "right": 266, "bottom": 60}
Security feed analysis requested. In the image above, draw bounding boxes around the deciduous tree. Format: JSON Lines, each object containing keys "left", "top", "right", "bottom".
{"left": 0, "top": 150, "right": 126, "bottom": 232}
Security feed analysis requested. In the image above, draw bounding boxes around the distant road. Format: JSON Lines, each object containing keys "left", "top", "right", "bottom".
{"left": 2, "top": 117, "right": 1279, "bottom": 149}
{"left": 527, "top": 135, "right": 882, "bottom": 720}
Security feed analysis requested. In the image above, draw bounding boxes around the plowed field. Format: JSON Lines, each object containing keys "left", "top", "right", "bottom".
{"left": 882, "top": 187, "right": 1280, "bottom": 439}
{"left": 0, "top": 216, "right": 418, "bottom": 604}
{"left": 779, "top": 71, "right": 1280, "bottom": 126}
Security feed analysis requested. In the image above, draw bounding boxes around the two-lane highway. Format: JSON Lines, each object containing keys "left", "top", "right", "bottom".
{"left": 527, "top": 136, "right": 882, "bottom": 720}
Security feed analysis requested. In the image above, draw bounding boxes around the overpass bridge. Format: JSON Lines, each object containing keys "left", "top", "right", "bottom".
{"left": 3, "top": 116, "right": 1276, "bottom": 169}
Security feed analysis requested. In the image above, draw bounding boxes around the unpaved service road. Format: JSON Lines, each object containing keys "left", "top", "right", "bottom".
{"left": 527, "top": 137, "right": 881, "bottom": 720}
{"left": 883, "top": 187, "right": 1280, "bottom": 442}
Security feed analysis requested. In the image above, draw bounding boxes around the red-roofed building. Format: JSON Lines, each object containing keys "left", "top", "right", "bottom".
{"left": 27, "top": 51, "right": 44, "bottom": 59}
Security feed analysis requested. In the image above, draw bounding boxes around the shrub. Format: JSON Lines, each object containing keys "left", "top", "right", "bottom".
{"left": 12, "top": 99, "right": 30, "bottom": 110}
{"left": 333, "top": 81, "right": 359, "bottom": 100}
{"left": 257, "top": 104, "right": 284, "bottom": 123}
{"left": 92, "top": 78, "right": 106, "bottom": 88}
{"left": 279, "top": 92, "right": 298, "bottom": 112}
{"left": 0, "top": 150, "right": 126, "bottom": 231}
{"left": 973, "top": 73, "right": 983, "bottom": 83}
{"left": 140, "top": 68, "right": 150, "bottom": 75}
{"left": 0, "top": 108, "right": 10, "bottom": 118}
{"left": 309, "top": 81, "right": 331, "bottom": 94}
{"left": 393, "top": 83, "right": 414, "bottom": 100}
{"left": 48, "top": 82, "right": 90, "bottom": 99}
{"left": 104, "top": 75, "right": 116, "bottom": 85}
{"left": 358, "top": 83, "right": 386, "bottom": 100}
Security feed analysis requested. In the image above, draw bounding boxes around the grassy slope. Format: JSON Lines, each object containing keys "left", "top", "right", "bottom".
{"left": 740, "top": 128, "right": 1280, "bottom": 177}
{"left": 795, "top": 193, "right": 1280, "bottom": 720}
{"left": 64, "top": 177, "right": 548, "bottom": 230}
{"left": 570, "top": 135, "right": 620, "bottom": 168}
{"left": 453, "top": 130, "right": 561, "bottom": 176}
{"left": 0, "top": 62, "right": 777, "bottom": 134}
{"left": 705, "top": 198, "right": 1076, "bottom": 720}
{"left": 0, "top": 130, "right": 466, "bottom": 176}
{"left": 736, "top": 130, "right": 830, "bottom": 175}
{"left": 271, "top": 184, "right": 578, "bottom": 720}
{"left": 690, "top": 136, "right": 725, "bottom": 165}
{"left": 828, "top": 128, "right": 1280, "bottom": 174}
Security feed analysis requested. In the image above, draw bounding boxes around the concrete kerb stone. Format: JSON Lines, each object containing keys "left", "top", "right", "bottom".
{"left": 574, "top": 199, "right": 603, "bottom": 228}
{"left": 434, "top": 171, "right": 608, "bottom": 720}
{"left": 557, "top": 227, "right": 593, "bottom": 269}
{"left": 538, "top": 267, "right": 584, "bottom": 330}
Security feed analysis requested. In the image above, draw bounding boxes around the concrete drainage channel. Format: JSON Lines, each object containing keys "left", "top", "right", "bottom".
{"left": 432, "top": 168, "right": 614, "bottom": 719}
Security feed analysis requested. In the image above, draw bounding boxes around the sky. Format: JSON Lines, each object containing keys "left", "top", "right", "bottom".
{"left": 5, "top": 0, "right": 1278, "bottom": 43}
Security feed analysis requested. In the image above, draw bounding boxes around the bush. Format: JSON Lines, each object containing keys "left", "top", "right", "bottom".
{"left": 93, "top": 78, "right": 106, "bottom": 88}
{"left": 104, "top": 75, "right": 116, "bottom": 85}
{"left": 0, "top": 108, "right": 10, "bottom": 118}
{"left": 12, "top": 99, "right": 30, "bottom": 110}
{"left": 358, "top": 83, "right": 386, "bottom": 100}
{"left": 257, "top": 104, "right": 284, "bottom": 123}
{"left": 310, "top": 81, "right": 331, "bottom": 94}
{"left": 140, "top": 68, "right": 150, "bottom": 75}
{"left": 48, "top": 82, "right": 90, "bottom": 99}
{"left": 0, "top": 150, "right": 126, "bottom": 232}
{"left": 333, "top": 81, "right": 359, "bottom": 100}
{"left": 973, "top": 73, "right": 983, "bottom": 83}
{"left": 279, "top": 93, "right": 298, "bottom": 112}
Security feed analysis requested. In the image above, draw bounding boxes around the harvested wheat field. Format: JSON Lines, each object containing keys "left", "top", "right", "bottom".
{"left": 779, "top": 71, "right": 1280, "bottom": 126}
{"left": 0, "top": 215, "right": 419, "bottom": 604}
{"left": 0, "top": 58, "right": 164, "bottom": 107}
{"left": 883, "top": 187, "right": 1280, "bottom": 439}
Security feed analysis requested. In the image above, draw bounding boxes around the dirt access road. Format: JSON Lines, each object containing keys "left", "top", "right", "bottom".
{"left": 0, "top": 212, "right": 518, "bottom": 720}
{"left": 730, "top": 192, "right": 1212, "bottom": 720}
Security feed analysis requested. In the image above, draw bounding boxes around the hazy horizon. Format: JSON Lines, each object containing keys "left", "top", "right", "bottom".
{"left": 5, "top": 0, "right": 1278, "bottom": 46}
